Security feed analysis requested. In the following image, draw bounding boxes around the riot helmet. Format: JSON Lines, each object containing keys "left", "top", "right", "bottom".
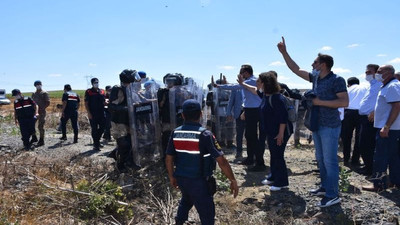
{"left": 120, "top": 69, "right": 140, "bottom": 84}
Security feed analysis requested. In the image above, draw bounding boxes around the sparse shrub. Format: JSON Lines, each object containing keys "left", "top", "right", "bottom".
{"left": 76, "top": 179, "right": 133, "bottom": 221}
{"left": 339, "top": 167, "right": 351, "bottom": 192}
{"left": 214, "top": 168, "right": 230, "bottom": 192}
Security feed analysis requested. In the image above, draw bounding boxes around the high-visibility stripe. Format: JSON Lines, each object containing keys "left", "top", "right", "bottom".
{"left": 173, "top": 138, "right": 199, "bottom": 142}
{"left": 15, "top": 106, "right": 22, "bottom": 109}
{"left": 174, "top": 130, "right": 201, "bottom": 134}
{"left": 176, "top": 149, "right": 200, "bottom": 154}
{"left": 23, "top": 105, "right": 32, "bottom": 108}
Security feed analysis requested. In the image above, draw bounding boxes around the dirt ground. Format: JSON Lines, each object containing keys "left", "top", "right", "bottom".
{"left": 0, "top": 108, "right": 400, "bottom": 225}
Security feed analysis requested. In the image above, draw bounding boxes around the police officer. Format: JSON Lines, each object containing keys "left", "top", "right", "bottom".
{"left": 108, "top": 69, "right": 141, "bottom": 171}
{"left": 166, "top": 99, "right": 239, "bottom": 225}
{"left": 84, "top": 78, "right": 106, "bottom": 151}
{"left": 31, "top": 80, "right": 50, "bottom": 146}
{"left": 60, "top": 84, "right": 80, "bottom": 143}
{"left": 12, "top": 89, "right": 38, "bottom": 150}
{"left": 103, "top": 85, "right": 112, "bottom": 141}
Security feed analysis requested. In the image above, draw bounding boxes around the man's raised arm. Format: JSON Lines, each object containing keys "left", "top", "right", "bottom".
{"left": 277, "top": 36, "right": 310, "bottom": 82}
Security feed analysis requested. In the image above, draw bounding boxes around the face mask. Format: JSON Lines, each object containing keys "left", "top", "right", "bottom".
{"left": 16, "top": 95, "right": 22, "bottom": 100}
{"left": 375, "top": 73, "right": 383, "bottom": 82}
{"left": 36, "top": 85, "right": 42, "bottom": 90}
{"left": 93, "top": 83, "right": 99, "bottom": 88}
{"left": 365, "top": 75, "right": 374, "bottom": 82}
{"left": 312, "top": 69, "right": 320, "bottom": 76}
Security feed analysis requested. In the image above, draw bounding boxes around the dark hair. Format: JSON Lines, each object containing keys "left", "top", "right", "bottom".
{"left": 269, "top": 70, "right": 278, "bottom": 78}
{"left": 317, "top": 53, "right": 334, "bottom": 70}
{"left": 347, "top": 77, "right": 360, "bottom": 86}
{"left": 105, "top": 85, "right": 112, "bottom": 91}
{"left": 64, "top": 84, "right": 72, "bottom": 91}
{"left": 240, "top": 64, "right": 253, "bottom": 75}
{"left": 259, "top": 72, "right": 281, "bottom": 95}
{"left": 182, "top": 111, "right": 201, "bottom": 121}
{"left": 367, "top": 64, "right": 379, "bottom": 73}
{"left": 91, "top": 78, "right": 99, "bottom": 84}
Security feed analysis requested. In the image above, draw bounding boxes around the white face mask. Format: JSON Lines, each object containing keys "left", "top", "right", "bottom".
{"left": 375, "top": 73, "right": 383, "bottom": 82}
{"left": 312, "top": 69, "right": 320, "bottom": 76}
{"left": 365, "top": 75, "right": 374, "bottom": 82}
{"left": 93, "top": 83, "right": 99, "bottom": 88}
{"left": 36, "top": 85, "right": 42, "bottom": 90}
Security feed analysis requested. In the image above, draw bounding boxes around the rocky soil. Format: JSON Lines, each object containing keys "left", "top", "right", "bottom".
{"left": 0, "top": 111, "right": 399, "bottom": 224}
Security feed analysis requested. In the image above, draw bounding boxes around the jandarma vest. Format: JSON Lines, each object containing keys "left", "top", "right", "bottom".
{"left": 14, "top": 97, "right": 35, "bottom": 120}
{"left": 173, "top": 125, "right": 215, "bottom": 178}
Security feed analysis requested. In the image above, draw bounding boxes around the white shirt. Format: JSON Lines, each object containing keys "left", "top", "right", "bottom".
{"left": 374, "top": 79, "right": 400, "bottom": 129}
{"left": 347, "top": 84, "right": 367, "bottom": 110}
{"left": 359, "top": 79, "right": 382, "bottom": 115}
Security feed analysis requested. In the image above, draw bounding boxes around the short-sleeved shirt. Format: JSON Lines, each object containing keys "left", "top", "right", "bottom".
{"left": 374, "top": 78, "right": 400, "bottom": 129}
{"left": 31, "top": 91, "right": 50, "bottom": 113}
{"left": 62, "top": 91, "right": 80, "bottom": 114}
{"left": 166, "top": 122, "right": 223, "bottom": 178}
{"left": 84, "top": 88, "right": 105, "bottom": 117}
{"left": 309, "top": 72, "right": 347, "bottom": 128}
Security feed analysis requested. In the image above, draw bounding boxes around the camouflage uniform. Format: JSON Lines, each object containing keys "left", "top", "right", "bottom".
{"left": 32, "top": 90, "right": 50, "bottom": 140}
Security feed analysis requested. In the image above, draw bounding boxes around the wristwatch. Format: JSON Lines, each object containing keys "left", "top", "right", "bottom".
{"left": 383, "top": 125, "right": 390, "bottom": 129}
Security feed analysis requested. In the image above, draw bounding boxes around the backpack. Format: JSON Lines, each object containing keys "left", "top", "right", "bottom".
{"left": 269, "top": 93, "right": 297, "bottom": 123}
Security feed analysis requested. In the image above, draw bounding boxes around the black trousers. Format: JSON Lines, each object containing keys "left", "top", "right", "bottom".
{"left": 341, "top": 109, "right": 361, "bottom": 162}
{"left": 244, "top": 108, "right": 262, "bottom": 165}
{"left": 359, "top": 115, "right": 378, "bottom": 173}
{"left": 61, "top": 111, "right": 78, "bottom": 137}
{"left": 89, "top": 115, "right": 106, "bottom": 147}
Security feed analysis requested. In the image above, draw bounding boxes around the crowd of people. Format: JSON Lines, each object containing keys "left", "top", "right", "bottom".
{"left": 9, "top": 36, "right": 400, "bottom": 224}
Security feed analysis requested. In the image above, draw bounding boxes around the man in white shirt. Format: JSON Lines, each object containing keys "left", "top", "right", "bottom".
{"left": 358, "top": 64, "right": 381, "bottom": 176}
{"left": 341, "top": 77, "right": 367, "bottom": 166}
{"left": 362, "top": 65, "right": 400, "bottom": 191}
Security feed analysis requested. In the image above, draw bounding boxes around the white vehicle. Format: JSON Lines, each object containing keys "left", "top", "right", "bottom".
{"left": 0, "top": 89, "right": 11, "bottom": 105}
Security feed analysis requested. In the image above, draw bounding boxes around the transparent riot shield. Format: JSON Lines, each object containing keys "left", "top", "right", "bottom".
{"left": 168, "top": 82, "right": 204, "bottom": 130}
{"left": 126, "top": 82, "right": 161, "bottom": 167}
{"left": 212, "top": 87, "right": 235, "bottom": 146}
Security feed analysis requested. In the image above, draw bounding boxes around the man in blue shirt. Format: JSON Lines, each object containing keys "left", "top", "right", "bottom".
{"left": 213, "top": 65, "right": 264, "bottom": 172}
{"left": 166, "top": 99, "right": 238, "bottom": 225}
{"left": 278, "top": 37, "right": 348, "bottom": 207}
{"left": 226, "top": 88, "right": 245, "bottom": 159}
{"left": 358, "top": 64, "right": 381, "bottom": 176}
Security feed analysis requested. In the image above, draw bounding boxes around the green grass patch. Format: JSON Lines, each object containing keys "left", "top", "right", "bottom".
{"left": 6, "top": 90, "right": 86, "bottom": 99}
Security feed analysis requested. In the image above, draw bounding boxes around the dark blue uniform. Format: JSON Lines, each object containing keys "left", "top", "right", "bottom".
{"left": 61, "top": 91, "right": 80, "bottom": 140}
{"left": 85, "top": 88, "right": 106, "bottom": 148}
{"left": 166, "top": 122, "right": 223, "bottom": 225}
{"left": 14, "top": 97, "right": 37, "bottom": 149}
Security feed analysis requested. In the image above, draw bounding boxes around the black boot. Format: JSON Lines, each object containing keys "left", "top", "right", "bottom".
{"left": 60, "top": 135, "right": 67, "bottom": 141}
{"left": 36, "top": 138, "right": 44, "bottom": 147}
{"left": 73, "top": 135, "right": 78, "bottom": 143}
{"left": 30, "top": 135, "right": 38, "bottom": 144}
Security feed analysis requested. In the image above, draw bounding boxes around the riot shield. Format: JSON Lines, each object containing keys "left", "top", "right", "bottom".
{"left": 212, "top": 87, "right": 235, "bottom": 146}
{"left": 126, "top": 82, "right": 161, "bottom": 167}
{"left": 168, "top": 82, "right": 204, "bottom": 130}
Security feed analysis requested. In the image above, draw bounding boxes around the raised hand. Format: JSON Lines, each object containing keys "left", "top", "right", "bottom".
{"left": 277, "top": 36, "right": 287, "bottom": 54}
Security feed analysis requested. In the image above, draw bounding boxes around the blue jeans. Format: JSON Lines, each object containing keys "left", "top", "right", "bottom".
{"left": 313, "top": 125, "right": 341, "bottom": 198}
{"left": 176, "top": 177, "right": 215, "bottom": 225}
{"left": 373, "top": 130, "right": 400, "bottom": 187}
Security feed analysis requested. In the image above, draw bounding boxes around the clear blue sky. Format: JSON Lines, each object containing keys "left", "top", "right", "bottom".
{"left": 1, "top": 0, "right": 399, "bottom": 93}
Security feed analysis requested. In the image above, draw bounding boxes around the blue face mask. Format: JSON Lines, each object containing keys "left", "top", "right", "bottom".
{"left": 312, "top": 69, "right": 320, "bottom": 76}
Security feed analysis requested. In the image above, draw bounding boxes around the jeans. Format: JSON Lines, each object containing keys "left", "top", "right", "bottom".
{"left": 235, "top": 118, "right": 245, "bottom": 156}
{"left": 313, "top": 125, "right": 341, "bottom": 198}
{"left": 176, "top": 177, "right": 215, "bottom": 225}
{"left": 266, "top": 133, "right": 290, "bottom": 187}
{"left": 373, "top": 130, "right": 400, "bottom": 187}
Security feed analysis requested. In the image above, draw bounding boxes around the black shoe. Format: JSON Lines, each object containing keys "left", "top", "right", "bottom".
{"left": 73, "top": 136, "right": 78, "bottom": 143}
{"left": 31, "top": 135, "right": 38, "bottom": 143}
{"left": 248, "top": 164, "right": 267, "bottom": 172}
{"left": 36, "top": 139, "right": 44, "bottom": 147}
{"left": 351, "top": 160, "right": 362, "bottom": 167}
{"left": 93, "top": 146, "right": 101, "bottom": 151}
{"left": 240, "top": 158, "right": 254, "bottom": 165}
{"left": 60, "top": 136, "right": 67, "bottom": 141}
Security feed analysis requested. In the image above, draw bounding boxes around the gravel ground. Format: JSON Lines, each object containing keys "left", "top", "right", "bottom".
{"left": 1, "top": 117, "right": 400, "bottom": 225}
